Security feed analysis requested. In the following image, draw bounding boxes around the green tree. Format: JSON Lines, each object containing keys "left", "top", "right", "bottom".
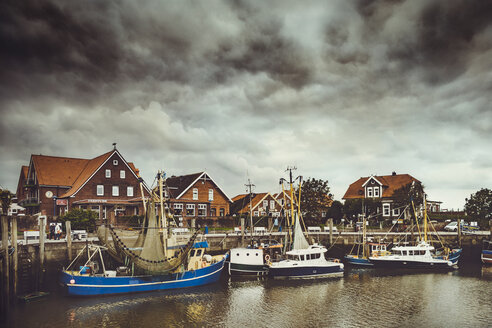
{"left": 392, "top": 181, "right": 425, "bottom": 210}
{"left": 0, "top": 189, "right": 14, "bottom": 215}
{"left": 326, "top": 200, "right": 343, "bottom": 224}
{"left": 464, "top": 188, "right": 492, "bottom": 228}
{"left": 59, "top": 208, "right": 98, "bottom": 232}
{"left": 297, "top": 178, "right": 331, "bottom": 225}
{"left": 343, "top": 198, "right": 381, "bottom": 223}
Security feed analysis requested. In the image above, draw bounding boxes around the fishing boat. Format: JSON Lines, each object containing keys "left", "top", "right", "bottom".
{"left": 482, "top": 240, "right": 492, "bottom": 265}
{"left": 344, "top": 214, "right": 389, "bottom": 266}
{"left": 226, "top": 179, "right": 283, "bottom": 276}
{"left": 268, "top": 169, "right": 344, "bottom": 279}
{"left": 368, "top": 193, "right": 461, "bottom": 269}
{"left": 60, "top": 171, "right": 227, "bottom": 296}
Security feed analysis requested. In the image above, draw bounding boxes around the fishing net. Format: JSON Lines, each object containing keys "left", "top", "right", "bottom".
{"left": 104, "top": 200, "right": 197, "bottom": 274}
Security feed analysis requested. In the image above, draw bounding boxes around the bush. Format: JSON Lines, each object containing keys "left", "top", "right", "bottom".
{"left": 59, "top": 209, "right": 98, "bottom": 232}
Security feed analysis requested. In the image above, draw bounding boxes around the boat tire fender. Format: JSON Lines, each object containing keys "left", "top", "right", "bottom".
{"left": 264, "top": 254, "right": 270, "bottom": 262}
{"left": 334, "top": 259, "right": 339, "bottom": 263}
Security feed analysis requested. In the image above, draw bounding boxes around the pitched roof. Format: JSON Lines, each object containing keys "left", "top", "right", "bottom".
{"left": 60, "top": 151, "right": 114, "bottom": 197}
{"left": 31, "top": 155, "right": 90, "bottom": 186}
{"left": 22, "top": 166, "right": 28, "bottom": 178}
{"left": 231, "top": 192, "right": 280, "bottom": 214}
{"left": 343, "top": 173, "right": 420, "bottom": 199}
{"left": 166, "top": 172, "right": 232, "bottom": 202}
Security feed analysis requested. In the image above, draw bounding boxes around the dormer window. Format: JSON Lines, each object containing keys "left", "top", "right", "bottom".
{"left": 113, "top": 160, "right": 118, "bottom": 166}
{"left": 374, "top": 187, "right": 380, "bottom": 197}
{"left": 367, "top": 187, "right": 373, "bottom": 197}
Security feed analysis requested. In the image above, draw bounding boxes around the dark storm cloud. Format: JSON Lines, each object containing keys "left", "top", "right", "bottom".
{"left": 1, "top": 0, "right": 491, "bottom": 208}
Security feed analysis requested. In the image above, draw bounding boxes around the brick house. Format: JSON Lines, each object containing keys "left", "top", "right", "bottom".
{"left": 231, "top": 192, "right": 284, "bottom": 217}
{"left": 165, "top": 172, "right": 232, "bottom": 224}
{"left": 16, "top": 147, "right": 150, "bottom": 220}
{"left": 342, "top": 172, "right": 421, "bottom": 219}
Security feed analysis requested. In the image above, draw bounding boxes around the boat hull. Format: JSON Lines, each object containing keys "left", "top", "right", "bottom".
{"left": 344, "top": 255, "right": 373, "bottom": 266}
{"left": 60, "top": 257, "right": 226, "bottom": 296}
{"left": 227, "top": 262, "right": 269, "bottom": 276}
{"left": 269, "top": 264, "right": 344, "bottom": 279}
{"left": 369, "top": 258, "right": 453, "bottom": 269}
{"left": 482, "top": 250, "right": 492, "bottom": 265}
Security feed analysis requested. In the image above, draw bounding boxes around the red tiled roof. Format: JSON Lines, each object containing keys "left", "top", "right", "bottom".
{"left": 60, "top": 151, "right": 114, "bottom": 197}
{"left": 22, "top": 166, "right": 28, "bottom": 178}
{"left": 232, "top": 192, "right": 275, "bottom": 214}
{"left": 32, "top": 155, "right": 90, "bottom": 186}
{"left": 343, "top": 174, "right": 420, "bottom": 199}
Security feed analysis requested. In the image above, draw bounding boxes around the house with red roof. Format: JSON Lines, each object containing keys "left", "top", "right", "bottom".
{"left": 342, "top": 172, "right": 421, "bottom": 218}
{"left": 165, "top": 172, "right": 232, "bottom": 224}
{"left": 231, "top": 192, "right": 284, "bottom": 218}
{"left": 17, "top": 145, "right": 150, "bottom": 219}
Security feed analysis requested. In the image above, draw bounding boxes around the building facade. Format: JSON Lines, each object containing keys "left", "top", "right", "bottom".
{"left": 16, "top": 147, "right": 149, "bottom": 220}
{"left": 165, "top": 172, "right": 231, "bottom": 224}
{"left": 231, "top": 192, "right": 284, "bottom": 217}
{"left": 342, "top": 172, "right": 422, "bottom": 219}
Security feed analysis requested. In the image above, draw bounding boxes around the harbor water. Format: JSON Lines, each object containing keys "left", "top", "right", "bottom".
{"left": 4, "top": 264, "right": 492, "bottom": 328}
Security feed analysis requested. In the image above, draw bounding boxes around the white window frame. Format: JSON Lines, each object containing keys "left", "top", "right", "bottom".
{"left": 383, "top": 203, "right": 390, "bottom": 217}
{"left": 97, "top": 185, "right": 104, "bottom": 196}
{"left": 263, "top": 200, "right": 268, "bottom": 209}
{"left": 374, "top": 187, "right": 380, "bottom": 197}
{"left": 112, "top": 186, "right": 119, "bottom": 197}
{"left": 113, "top": 160, "right": 118, "bottom": 166}
{"left": 367, "top": 187, "right": 373, "bottom": 197}
{"left": 208, "top": 189, "right": 213, "bottom": 201}
{"left": 120, "top": 170, "right": 125, "bottom": 179}
{"left": 198, "top": 204, "right": 207, "bottom": 217}
{"left": 105, "top": 169, "right": 111, "bottom": 178}
{"left": 193, "top": 188, "right": 198, "bottom": 200}
{"left": 127, "top": 186, "right": 134, "bottom": 197}
{"left": 253, "top": 211, "right": 259, "bottom": 217}
{"left": 186, "top": 204, "right": 195, "bottom": 216}
{"left": 392, "top": 208, "right": 400, "bottom": 216}
{"left": 270, "top": 200, "right": 275, "bottom": 209}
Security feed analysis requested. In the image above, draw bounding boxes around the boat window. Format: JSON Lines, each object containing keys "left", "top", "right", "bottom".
{"left": 408, "top": 250, "right": 413, "bottom": 256}
{"left": 196, "top": 249, "right": 202, "bottom": 257}
{"left": 300, "top": 255, "right": 305, "bottom": 261}
{"left": 306, "top": 254, "right": 311, "bottom": 260}
{"left": 420, "top": 250, "right": 425, "bottom": 255}
{"left": 246, "top": 253, "right": 249, "bottom": 256}
{"left": 315, "top": 253, "right": 320, "bottom": 259}
{"left": 190, "top": 250, "right": 196, "bottom": 257}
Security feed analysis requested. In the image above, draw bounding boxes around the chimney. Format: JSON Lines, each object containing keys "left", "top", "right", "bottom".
{"left": 392, "top": 171, "right": 396, "bottom": 176}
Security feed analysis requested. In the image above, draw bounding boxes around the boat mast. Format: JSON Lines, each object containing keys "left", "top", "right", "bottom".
{"left": 423, "top": 193, "right": 428, "bottom": 243}
{"left": 158, "top": 170, "right": 168, "bottom": 257}
{"left": 245, "top": 179, "right": 255, "bottom": 244}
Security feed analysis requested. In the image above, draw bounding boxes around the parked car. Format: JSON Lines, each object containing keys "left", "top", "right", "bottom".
{"left": 444, "top": 221, "right": 469, "bottom": 232}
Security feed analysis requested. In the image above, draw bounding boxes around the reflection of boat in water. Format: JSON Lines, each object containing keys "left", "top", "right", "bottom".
{"left": 268, "top": 169, "right": 343, "bottom": 279}
{"left": 482, "top": 240, "right": 492, "bottom": 265}
{"left": 60, "top": 171, "right": 226, "bottom": 296}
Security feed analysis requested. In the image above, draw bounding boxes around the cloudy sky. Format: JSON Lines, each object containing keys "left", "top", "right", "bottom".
{"left": 1, "top": 0, "right": 491, "bottom": 209}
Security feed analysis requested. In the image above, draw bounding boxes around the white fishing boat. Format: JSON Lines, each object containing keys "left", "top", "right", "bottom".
{"left": 369, "top": 194, "right": 460, "bottom": 269}
{"left": 268, "top": 169, "right": 343, "bottom": 279}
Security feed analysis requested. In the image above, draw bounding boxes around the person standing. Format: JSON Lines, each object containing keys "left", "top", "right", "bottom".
{"left": 55, "top": 223, "right": 62, "bottom": 240}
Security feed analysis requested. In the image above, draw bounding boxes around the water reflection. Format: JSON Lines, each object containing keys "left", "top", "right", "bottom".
{"left": 5, "top": 266, "right": 492, "bottom": 328}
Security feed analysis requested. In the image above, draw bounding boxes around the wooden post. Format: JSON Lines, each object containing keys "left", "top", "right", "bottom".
{"left": 11, "top": 217, "right": 18, "bottom": 299}
{"left": 329, "top": 218, "right": 333, "bottom": 245}
{"left": 39, "top": 216, "right": 46, "bottom": 288}
{"left": 1, "top": 215, "right": 10, "bottom": 313}
{"left": 457, "top": 218, "right": 462, "bottom": 247}
{"left": 489, "top": 219, "right": 492, "bottom": 236}
{"left": 191, "top": 218, "right": 196, "bottom": 229}
{"left": 241, "top": 217, "right": 245, "bottom": 246}
{"left": 66, "top": 221, "right": 72, "bottom": 262}
{"left": 268, "top": 217, "right": 273, "bottom": 231}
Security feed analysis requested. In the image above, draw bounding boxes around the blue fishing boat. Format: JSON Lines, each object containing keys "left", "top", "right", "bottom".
{"left": 60, "top": 170, "right": 227, "bottom": 296}
{"left": 60, "top": 244, "right": 227, "bottom": 296}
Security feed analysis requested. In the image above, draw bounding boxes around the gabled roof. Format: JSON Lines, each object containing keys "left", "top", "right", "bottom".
{"left": 31, "top": 154, "right": 90, "bottom": 186}
{"left": 343, "top": 173, "right": 420, "bottom": 199}
{"left": 231, "top": 192, "right": 281, "bottom": 214}
{"left": 24, "top": 149, "right": 148, "bottom": 198}
{"left": 166, "top": 171, "right": 232, "bottom": 203}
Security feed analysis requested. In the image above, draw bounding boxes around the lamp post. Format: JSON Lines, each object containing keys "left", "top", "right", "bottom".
{"left": 53, "top": 196, "right": 57, "bottom": 217}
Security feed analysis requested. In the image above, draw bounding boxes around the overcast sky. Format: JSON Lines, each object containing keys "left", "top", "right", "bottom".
{"left": 1, "top": 0, "right": 491, "bottom": 209}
